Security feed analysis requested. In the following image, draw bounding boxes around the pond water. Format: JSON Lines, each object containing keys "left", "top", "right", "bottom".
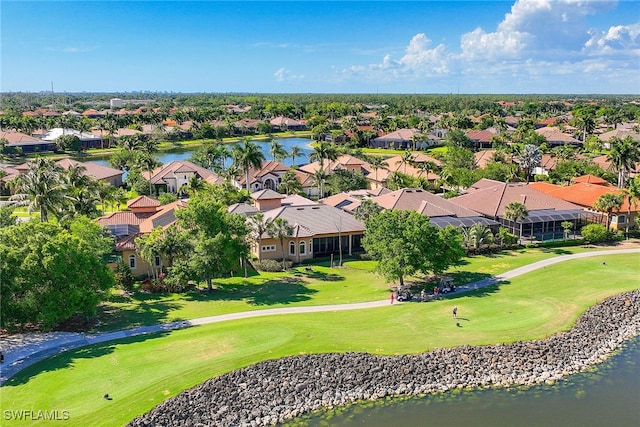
{"left": 86, "top": 137, "right": 314, "bottom": 169}
{"left": 285, "top": 335, "right": 640, "bottom": 427}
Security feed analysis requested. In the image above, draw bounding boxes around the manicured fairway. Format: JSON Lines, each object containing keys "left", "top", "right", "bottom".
{"left": 1, "top": 253, "right": 638, "bottom": 427}
{"left": 96, "top": 246, "right": 609, "bottom": 332}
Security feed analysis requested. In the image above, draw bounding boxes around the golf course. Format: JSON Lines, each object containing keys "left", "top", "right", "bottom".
{"left": 1, "top": 247, "right": 638, "bottom": 426}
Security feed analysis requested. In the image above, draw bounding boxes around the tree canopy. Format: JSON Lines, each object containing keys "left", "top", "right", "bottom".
{"left": 0, "top": 218, "right": 115, "bottom": 331}
{"left": 362, "top": 210, "right": 464, "bottom": 286}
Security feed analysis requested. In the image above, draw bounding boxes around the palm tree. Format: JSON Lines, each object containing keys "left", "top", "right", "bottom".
{"left": 468, "top": 223, "right": 493, "bottom": 253}
{"left": 267, "top": 217, "right": 294, "bottom": 271}
{"left": 623, "top": 177, "right": 640, "bottom": 238}
{"left": 607, "top": 136, "right": 640, "bottom": 188}
{"left": 312, "top": 169, "right": 327, "bottom": 199}
{"left": 594, "top": 193, "right": 624, "bottom": 231}
{"left": 367, "top": 156, "right": 389, "bottom": 187}
{"left": 134, "top": 152, "right": 161, "bottom": 196}
{"left": 309, "top": 141, "right": 338, "bottom": 173}
{"left": 517, "top": 144, "right": 542, "bottom": 183}
{"left": 504, "top": 201, "right": 529, "bottom": 242}
{"left": 269, "top": 140, "right": 288, "bottom": 162}
{"left": 232, "top": 139, "right": 265, "bottom": 194}
{"left": 9, "top": 157, "right": 64, "bottom": 222}
{"left": 247, "top": 212, "right": 269, "bottom": 261}
{"left": 400, "top": 149, "right": 414, "bottom": 174}
{"left": 289, "top": 145, "right": 303, "bottom": 167}
{"left": 180, "top": 174, "right": 206, "bottom": 197}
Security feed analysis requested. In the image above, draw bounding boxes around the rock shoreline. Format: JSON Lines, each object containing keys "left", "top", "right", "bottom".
{"left": 128, "top": 290, "right": 640, "bottom": 427}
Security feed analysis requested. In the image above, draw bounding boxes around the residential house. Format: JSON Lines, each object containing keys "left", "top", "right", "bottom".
{"left": 142, "top": 160, "right": 224, "bottom": 195}
{"left": 368, "top": 153, "right": 441, "bottom": 189}
{"left": 269, "top": 116, "right": 306, "bottom": 131}
{"left": 529, "top": 175, "right": 637, "bottom": 231}
{"left": 233, "top": 160, "right": 290, "bottom": 192}
{"left": 371, "top": 128, "right": 427, "bottom": 150}
{"left": 234, "top": 189, "right": 365, "bottom": 262}
{"left": 56, "top": 158, "right": 123, "bottom": 187}
{"left": 598, "top": 129, "right": 640, "bottom": 149}
{"left": 535, "top": 126, "right": 582, "bottom": 147}
{"left": 0, "top": 130, "right": 56, "bottom": 153}
{"left": 450, "top": 179, "right": 598, "bottom": 241}
{"left": 320, "top": 187, "right": 390, "bottom": 214}
{"left": 466, "top": 128, "right": 499, "bottom": 149}
{"left": 370, "top": 188, "right": 499, "bottom": 230}
{"left": 42, "top": 127, "right": 103, "bottom": 149}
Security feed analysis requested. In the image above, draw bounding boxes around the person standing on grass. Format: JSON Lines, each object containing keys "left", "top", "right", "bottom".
{"left": 452, "top": 306, "right": 458, "bottom": 318}
{"left": 390, "top": 291, "right": 395, "bottom": 304}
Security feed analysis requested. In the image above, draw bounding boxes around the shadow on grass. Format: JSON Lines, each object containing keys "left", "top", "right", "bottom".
{"left": 446, "top": 271, "right": 493, "bottom": 286}
{"left": 95, "top": 300, "right": 183, "bottom": 332}
{"left": 291, "top": 269, "right": 345, "bottom": 282}
{"left": 3, "top": 331, "right": 173, "bottom": 387}
{"left": 184, "top": 277, "right": 318, "bottom": 306}
{"left": 447, "top": 282, "right": 507, "bottom": 300}
{"left": 540, "top": 248, "right": 573, "bottom": 255}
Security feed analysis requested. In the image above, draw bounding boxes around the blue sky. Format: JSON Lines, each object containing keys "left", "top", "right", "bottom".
{"left": 2, "top": 1, "right": 639, "bottom": 94}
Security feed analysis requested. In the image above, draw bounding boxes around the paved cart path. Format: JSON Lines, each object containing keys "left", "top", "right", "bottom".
{"left": 2, "top": 247, "right": 639, "bottom": 385}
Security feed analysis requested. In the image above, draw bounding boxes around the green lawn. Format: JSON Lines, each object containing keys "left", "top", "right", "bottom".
{"left": 1, "top": 252, "right": 638, "bottom": 427}
{"left": 95, "top": 246, "right": 608, "bottom": 332}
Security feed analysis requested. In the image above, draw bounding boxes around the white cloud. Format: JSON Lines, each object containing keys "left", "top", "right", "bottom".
{"left": 335, "top": 0, "right": 638, "bottom": 92}
{"left": 274, "top": 67, "right": 304, "bottom": 83}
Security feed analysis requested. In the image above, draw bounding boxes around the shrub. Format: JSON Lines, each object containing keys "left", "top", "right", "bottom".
{"left": 113, "top": 260, "right": 136, "bottom": 292}
{"left": 158, "top": 192, "right": 178, "bottom": 205}
{"left": 254, "top": 259, "right": 292, "bottom": 272}
{"left": 358, "top": 252, "right": 374, "bottom": 261}
{"left": 580, "top": 223, "right": 612, "bottom": 243}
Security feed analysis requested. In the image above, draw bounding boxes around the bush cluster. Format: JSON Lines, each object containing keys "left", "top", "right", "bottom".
{"left": 253, "top": 259, "right": 292, "bottom": 272}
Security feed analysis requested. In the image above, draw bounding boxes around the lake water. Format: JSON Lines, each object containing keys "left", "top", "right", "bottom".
{"left": 87, "top": 137, "right": 314, "bottom": 169}
{"left": 285, "top": 335, "right": 640, "bottom": 427}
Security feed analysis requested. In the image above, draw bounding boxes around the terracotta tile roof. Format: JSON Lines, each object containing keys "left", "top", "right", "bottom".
{"left": 143, "top": 160, "right": 221, "bottom": 184}
{"left": 127, "top": 195, "right": 160, "bottom": 209}
{"left": 56, "top": 158, "right": 123, "bottom": 180}
{"left": 0, "top": 131, "right": 43, "bottom": 145}
{"left": 450, "top": 179, "right": 580, "bottom": 218}
{"left": 251, "top": 189, "right": 285, "bottom": 200}
{"left": 97, "top": 211, "right": 154, "bottom": 226}
{"left": 373, "top": 128, "right": 420, "bottom": 142}
{"left": 572, "top": 174, "right": 609, "bottom": 185}
{"left": 139, "top": 199, "right": 187, "bottom": 233}
{"left": 598, "top": 129, "right": 640, "bottom": 142}
{"left": 535, "top": 127, "right": 581, "bottom": 144}
{"left": 262, "top": 204, "right": 365, "bottom": 237}
{"left": 299, "top": 154, "right": 371, "bottom": 175}
{"left": 466, "top": 129, "right": 497, "bottom": 143}
{"left": 320, "top": 193, "right": 362, "bottom": 213}
{"left": 281, "top": 194, "right": 316, "bottom": 206}
{"left": 371, "top": 188, "right": 479, "bottom": 218}
{"left": 529, "top": 181, "right": 634, "bottom": 211}
{"left": 227, "top": 203, "right": 259, "bottom": 215}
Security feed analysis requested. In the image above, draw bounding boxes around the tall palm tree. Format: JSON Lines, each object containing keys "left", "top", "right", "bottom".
{"left": 247, "top": 212, "right": 269, "bottom": 261}
{"left": 504, "top": 201, "right": 529, "bottom": 242}
{"left": 368, "top": 156, "right": 388, "bottom": 187}
{"left": 594, "top": 193, "right": 624, "bottom": 231}
{"left": 312, "top": 169, "right": 327, "bottom": 199}
{"left": 400, "top": 149, "right": 414, "bottom": 174}
{"left": 623, "top": 176, "right": 640, "bottom": 237}
{"left": 309, "top": 141, "right": 338, "bottom": 173}
{"left": 9, "top": 157, "right": 64, "bottom": 222}
{"left": 607, "top": 136, "right": 640, "bottom": 188}
{"left": 269, "top": 140, "right": 288, "bottom": 162}
{"left": 267, "top": 217, "right": 294, "bottom": 270}
{"left": 517, "top": 144, "right": 542, "bottom": 183}
{"left": 289, "top": 145, "right": 303, "bottom": 167}
{"left": 231, "top": 139, "right": 266, "bottom": 194}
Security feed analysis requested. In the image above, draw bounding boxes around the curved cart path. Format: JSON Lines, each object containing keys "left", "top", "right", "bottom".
{"left": 2, "top": 247, "right": 639, "bottom": 385}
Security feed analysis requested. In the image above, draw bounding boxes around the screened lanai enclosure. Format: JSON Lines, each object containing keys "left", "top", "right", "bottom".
{"left": 499, "top": 209, "right": 603, "bottom": 242}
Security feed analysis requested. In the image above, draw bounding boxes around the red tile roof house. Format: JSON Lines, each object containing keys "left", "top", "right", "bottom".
{"left": 370, "top": 128, "right": 428, "bottom": 150}
{"left": 269, "top": 116, "right": 306, "bottom": 131}
{"left": 233, "top": 160, "right": 290, "bottom": 193}
{"left": 370, "top": 188, "right": 499, "bottom": 230}
{"left": 231, "top": 189, "right": 365, "bottom": 263}
{"left": 535, "top": 126, "right": 582, "bottom": 147}
{"left": 142, "top": 160, "right": 224, "bottom": 196}
{"left": 299, "top": 154, "right": 372, "bottom": 196}
{"left": 450, "top": 179, "right": 599, "bottom": 242}
{"left": 0, "top": 130, "right": 57, "bottom": 153}
{"left": 529, "top": 176, "right": 637, "bottom": 232}
{"left": 369, "top": 153, "right": 441, "bottom": 189}
{"left": 56, "top": 158, "right": 123, "bottom": 187}
{"left": 97, "top": 196, "right": 187, "bottom": 277}
{"left": 320, "top": 188, "right": 390, "bottom": 214}
{"left": 466, "top": 128, "right": 499, "bottom": 149}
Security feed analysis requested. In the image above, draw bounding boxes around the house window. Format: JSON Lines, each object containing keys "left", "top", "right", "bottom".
{"left": 261, "top": 245, "right": 276, "bottom": 252}
{"left": 614, "top": 215, "right": 626, "bottom": 224}
{"left": 155, "top": 256, "right": 161, "bottom": 267}
{"left": 299, "top": 241, "right": 306, "bottom": 255}
{"left": 289, "top": 241, "right": 296, "bottom": 255}
{"left": 128, "top": 254, "right": 136, "bottom": 269}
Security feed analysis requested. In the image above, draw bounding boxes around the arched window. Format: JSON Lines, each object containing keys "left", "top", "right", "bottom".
{"left": 289, "top": 241, "right": 296, "bottom": 255}
{"left": 299, "top": 241, "right": 306, "bottom": 255}
{"left": 128, "top": 254, "right": 136, "bottom": 269}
